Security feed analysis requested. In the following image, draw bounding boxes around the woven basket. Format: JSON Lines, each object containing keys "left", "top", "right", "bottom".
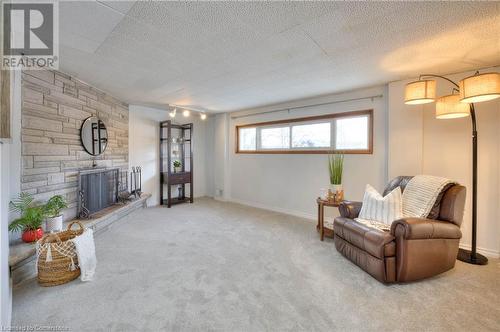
{"left": 37, "top": 221, "right": 84, "bottom": 287}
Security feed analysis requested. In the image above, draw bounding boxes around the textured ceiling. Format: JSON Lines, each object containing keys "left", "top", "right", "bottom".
{"left": 58, "top": 1, "right": 500, "bottom": 112}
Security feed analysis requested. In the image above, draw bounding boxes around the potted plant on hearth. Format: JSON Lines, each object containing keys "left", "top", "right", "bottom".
{"left": 328, "top": 152, "right": 344, "bottom": 203}
{"left": 8, "top": 192, "right": 45, "bottom": 243}
{"left": 43, "top": 195, "right": 68, "bottom": 233}
{"left": 173, "top": 160, "right": 182, "bottom": 173}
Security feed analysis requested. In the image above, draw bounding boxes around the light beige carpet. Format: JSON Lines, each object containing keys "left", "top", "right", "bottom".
{"left": 12, "top": 198, "right": 500, "bottom": 331}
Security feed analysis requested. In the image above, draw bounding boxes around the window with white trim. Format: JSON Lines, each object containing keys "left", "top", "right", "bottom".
{"left": 236, "top": 110, "right": 372, "bottom": 154}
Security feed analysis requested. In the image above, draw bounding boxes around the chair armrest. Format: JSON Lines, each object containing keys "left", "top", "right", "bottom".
{"left": 390, "top": 218, "right": 462, "bottom": 240}
{"left": 338, "top": 201, "right": 362, "bottom": 219}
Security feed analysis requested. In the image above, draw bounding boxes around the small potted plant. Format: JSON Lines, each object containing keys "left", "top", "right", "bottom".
{"left": 328, "top": 152, "right": 344, "bottom": 203}
{"left": 9, "top": 192, "right": 45, "bottom": 243}
{"left": 173, "top": 160, "right": 182, "bottom": 173}
{"left": 43, "top": 195, "right": 68, "bottom": 233}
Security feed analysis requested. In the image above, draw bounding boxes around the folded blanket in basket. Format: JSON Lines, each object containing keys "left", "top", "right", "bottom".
{"left": 72, "top": 229, "right": 96, "bottom": 281}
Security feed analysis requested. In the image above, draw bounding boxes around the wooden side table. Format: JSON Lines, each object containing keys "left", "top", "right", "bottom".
{"left": 316, "top": 197, "right": 339, "bottom": 241}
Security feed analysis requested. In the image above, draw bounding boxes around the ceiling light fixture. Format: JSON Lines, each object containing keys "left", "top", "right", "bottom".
{"left": 169, "top": 107, "right": 176, "bottom": 118}
{"left": 169, "top": 105, "right": 209, "bottom": 120}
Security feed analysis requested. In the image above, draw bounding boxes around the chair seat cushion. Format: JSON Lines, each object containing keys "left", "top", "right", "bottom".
{"left": 334, "top": 217, "right": 395, "bottom": 258}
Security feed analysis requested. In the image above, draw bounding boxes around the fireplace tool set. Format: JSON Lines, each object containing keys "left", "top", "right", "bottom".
{"left": 130, "top": 166, "right": 142, "bottom": 198}
{"left": 117, "top": 166, "right": 142, "bottom": 203}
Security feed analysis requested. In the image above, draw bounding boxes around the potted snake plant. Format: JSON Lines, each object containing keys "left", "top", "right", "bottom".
{"left": 9, "top": 192, "right": 45, "bottom": 243}
{"left": 328, "top": 152, "right": 344, "bottom": 202}
{"left": 43, "top": 195, "right": 68, "bottom": 233}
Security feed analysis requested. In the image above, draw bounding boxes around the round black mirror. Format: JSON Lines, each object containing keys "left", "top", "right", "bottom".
{"left": 80, "top": 116, "right": 108, "bottom": 156}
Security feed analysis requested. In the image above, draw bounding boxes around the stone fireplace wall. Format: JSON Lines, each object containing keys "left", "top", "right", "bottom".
{"left": 21, "top": 70, "right": 129, "bottom": 219}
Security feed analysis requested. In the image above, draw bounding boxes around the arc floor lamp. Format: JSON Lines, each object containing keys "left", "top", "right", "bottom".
{"left": 404, "top": 71, "right": 500, "bottom": 265}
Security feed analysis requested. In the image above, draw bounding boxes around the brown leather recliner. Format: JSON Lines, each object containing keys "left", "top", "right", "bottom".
{"left": 334, "top": 176, "right": 466, "bottom": 283}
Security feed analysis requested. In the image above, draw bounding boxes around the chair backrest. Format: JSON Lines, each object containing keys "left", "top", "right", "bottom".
{"left": 383, "top": 176, "right": 413, "bottom": 196}
{"left": 383, "top": 176, "right": 466, "bottom": 226}
{"left": 438, "top": 184, "right": 466, "bottom": 226}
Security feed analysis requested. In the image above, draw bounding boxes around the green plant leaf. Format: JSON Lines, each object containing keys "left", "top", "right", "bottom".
{"left": 9, "top": 192, "right": 34, "bottom": 214}
{"left": 8, "top": 192, "right": 45, "bottom": 232}
{"left": 328, "top": 152, "right": 344, "bottom": 185}
{"left": 8, "top": 218, "right": 29, "bottom": 232}
{"left": 44, "top": 195, "right": 67, "bottom": 217}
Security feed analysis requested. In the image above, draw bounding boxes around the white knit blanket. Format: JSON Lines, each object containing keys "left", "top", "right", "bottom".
{"left": 72, "top": 229, "right": 97, "bottom": 281}
{"left": 402, "top": 175, "right": 455, "bottom": 218}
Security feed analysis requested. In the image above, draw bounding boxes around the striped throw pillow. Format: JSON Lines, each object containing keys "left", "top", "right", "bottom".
{"left": 358, "top": 184, "right": 403, "bottom": 225}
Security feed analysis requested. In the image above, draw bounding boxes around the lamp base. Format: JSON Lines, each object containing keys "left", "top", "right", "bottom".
{"left": 457, "top": 248, "right": 488, "bottom": 265}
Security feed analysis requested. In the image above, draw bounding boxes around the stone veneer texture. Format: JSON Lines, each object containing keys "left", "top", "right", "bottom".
{"left": 21, "top": 70, "right": 129, "bottom": 219}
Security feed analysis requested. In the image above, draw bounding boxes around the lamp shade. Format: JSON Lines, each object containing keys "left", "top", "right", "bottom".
{"left": 459, "top": 72, "right": 500, "bottom": 103}
{"left": 436, "top": 94, "right": 470, "bottom": 119}
{"left": 404, "top": 80, "right": 436, "bottom": 105}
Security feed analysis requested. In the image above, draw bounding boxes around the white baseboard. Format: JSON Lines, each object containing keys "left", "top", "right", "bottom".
{"left": 228, "top": 198, "right": 316, "bottom": 221}
{"left": 459, "top": 243, "right": 499, "bottom": 259}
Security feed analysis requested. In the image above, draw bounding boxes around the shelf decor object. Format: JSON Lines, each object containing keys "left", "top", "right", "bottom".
{"left": 404, "top": 71, "right": 500, "bottom": 265}
{"left": 159, "top": 120, "right": 193, "bottom": 208}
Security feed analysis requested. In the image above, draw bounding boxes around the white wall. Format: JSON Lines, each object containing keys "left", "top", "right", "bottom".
{"left": 213, "top": 113, "right": 230, "bottom": 200}
{"left": 220, "top": 86, "right": 388, "bottom": 219}
{"left": 388, "top": 66, "right": 500, "bottom": 257}
{"left": 1, "top": 69, "right": 21, "bottom": 328}
{"left": 387, "top": 80, "right": 424, "bottom": 179}
{"left": 7, "top": 71, "right": 21, "bottom": 243}
{"left": 129, "top": 106, "right": 165, "bottom": 206}
{"left": 0, "top": 141, "right": 11, "bottom": 328}
{"left": 190, "top": 113, "right": 211, "bottom": 198}
{"left": 204, "top": 116, "right": 215, "bottom": 198}
{"left": 129, "top": 105, "right": 213, "bottom": 206}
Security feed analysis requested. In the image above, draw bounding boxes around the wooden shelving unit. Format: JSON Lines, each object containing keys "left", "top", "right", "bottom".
{"left": 159, "top": 121, "right": 193, "bottom": 207}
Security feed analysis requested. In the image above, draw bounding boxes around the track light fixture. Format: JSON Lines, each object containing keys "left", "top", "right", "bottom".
{"left": 167, "top": 105, "right": 207, "bottom": 120}
{"left": 169, "top": 107, "right": 176, "bottom": 118}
